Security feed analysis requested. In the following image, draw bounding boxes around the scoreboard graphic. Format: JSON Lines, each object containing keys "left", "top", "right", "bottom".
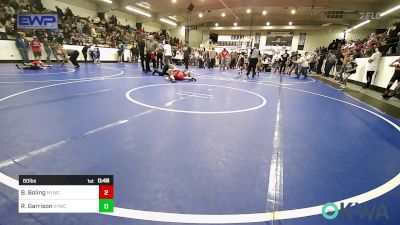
{"left": 19, "top": 175, "right": 114, "bottom": 213}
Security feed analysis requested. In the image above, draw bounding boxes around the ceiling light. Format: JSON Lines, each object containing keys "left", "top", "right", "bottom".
{"left": 199, "top": 13, "right": 203, "bottom": 18}
{"left": 221, "top": 12, "right": 226, "bottom": 17}
{"left": 345, "top": 20, "right": 370, "bottom": 33}
{"left": 160, "top": 18, "right": 177, "bottom": 26}
{"left": 135, "top": 1, "right": 151, "bottom": 9}
{"left": 246, "top": 9, "right": 251, "bottom": 14}
{"left": 266, "top": 22, "right": 270, "bottom": 26}
{"left": 289, "top": 21, "right": 293, "bottom": 25}
{"left": 291, "top": 9, "right": 296, "bottom": 14}
{"left": 262, "top": 10, "right": 267, "bottom": 15}
{"left": 172, "top": 0, "right": 177, "bottom": 2}
{"left": 234, "top": 22, "right": 238, "bottom": 26}
{"left": 215, "top": 23, "right": 219, "bottom": 27}
{"left": 126, "top": 6, "right": 151, "bottom": 17}
{"left": 168, "top": 15, "right": 177, "bottom": 21}
{"left": 380, "top": 4, "right": 400, "bottom": 16}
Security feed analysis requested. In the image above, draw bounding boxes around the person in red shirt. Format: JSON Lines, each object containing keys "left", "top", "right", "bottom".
{"left": 220, "top": 48, "right": 229, "bottom": 70}
{"left": 167, "top": 68, "right": 196, "bottom": 83}
{"left": 31, "top": 36, "right": 42, "bottom": 60}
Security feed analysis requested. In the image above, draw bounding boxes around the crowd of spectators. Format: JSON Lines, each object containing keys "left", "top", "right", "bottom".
{"left": 316, "top": 21, "right": 400, "bottom": 59}
{"left": 0, "top": 0, "right": 186, "bottom": 54}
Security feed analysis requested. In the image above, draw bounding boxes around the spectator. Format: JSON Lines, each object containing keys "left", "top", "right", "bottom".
{"left": 183, "top": 42, "right": 191, "bottom": 70}
{"left": 56, "top": 31, "right": 64, "bottom": 44}
{"left": 82, "top": 44, "right": 89, "bottom": 63}
{"left": 382, "top": 57, "right": 400, "bottom": 99}
{"left": 279, "top": 50, "right": 289, "bottom": 74}
{"left": 163, "top": 40, "right": 172, "bottom": 65}
{"left": 328, "top": 40, "right": 337, "bottom": 51}
{"left": 324, "top": 52, "right": 336, "bottom": 77}
{"left": 386, "top": 22, "right": 400, "bottom": 55}
{"left": 15, "top": 32, "right": 30, "bottom": 63}
{"left": 130, "top": 42, "right": 139, "bottom": 63}
{"left": 76, "top": 19, "right": 82, "bottom": 37}
{"left": 288, "top": 52, "right": 298, "bottom": 76}
{"left": 4, "top": 4, "right": 15, "bottom": 20}
{"left": 0, "top": 22, "right": 7, "bottom": 40}
{"left": 363, "top": 47, "right": 382, "bottom": 89}
{"left": 50, "top": 39, "right": 60, "bottom": 63}
{"left": 334, "top": 50, "right": 344, "bottom": 80}
{"left": 341, "top": 55, "right": 358, "bottom": 89}
{"left": 31, "top": 36, "right": 42, "bottom": 60}
{"left": 55, "top": 6, "right": 64, "bottom": 20}
{"left": 208, "top": 47, "right": 217, "bottom": 70}
{"left": 220, "top": 48, "right": 229, "bottom": 70}
{"left": 138, "top": 35, "right": 146, "bottom": 71}
{"left": 117, "top": 42, "right": 124, "bottom": 63}
{"left": 145, "top": 35, "right": 158, "bottom": 72}
{"left": 295, "top": 52, "right": 309, "bottom": 79}
{"left": 42, "top": 37, "right": 52, "bottom": 63}
{"left": 0, "top": 4, "right": 6, "bottom": 23}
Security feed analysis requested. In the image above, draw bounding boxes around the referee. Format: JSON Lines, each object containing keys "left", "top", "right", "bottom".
{"left": 59, "top": 46, "right": 80, "bottom": 68}
{"left": 246, "top": 44, "right": 260, "bottom": 78}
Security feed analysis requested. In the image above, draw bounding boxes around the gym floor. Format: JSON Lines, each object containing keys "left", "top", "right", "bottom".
{"left": 0, "top": 63, "right": 399, "bottom": 225}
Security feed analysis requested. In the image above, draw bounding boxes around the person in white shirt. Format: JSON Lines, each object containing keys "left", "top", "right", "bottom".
{"left": 363, "top": 47, "right": 382, "bottom": 89}
{"left": 163, "top": 41, "right": 172, "bottom": 65}
{"left": 272, "top": 52, "right": 281, "bottom": 73}
{"left": 295, "top": 52, "right": 309, "bottom": 79}
{"left": 175, "top": 50, "right": 183, "bottom": 60}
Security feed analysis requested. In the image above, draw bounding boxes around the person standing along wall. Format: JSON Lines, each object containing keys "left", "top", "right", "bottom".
{"left": 163, "top": 41, "right": 172, "bottom": 66}
{"left": 50, "top": 39, "right": 60, "bottom": 63}
{"left": 220, "top": 48, "right": 229, "bottom": 70}
{"left": 363, "top": 47, "right": 382, "bottom": 89}
{"left": 82, "top": 44, "right": 89, "bottom": 63}
{"left": 382, "top": 57, "right": 400, "bottom": 99}
{"left": 209, "top": 48, "right": 217, "bottom": 70}
{"left": 15, "top": 33, "right": 29, "bottom": 63}
{"left": 31, "top": 36, "right": 42, "bottom": 60}
{"left": 42, "top": 37, "right": 52, "bottom": 64}
{"left": 183, "top": 42, "right": 192, "bottom": 70}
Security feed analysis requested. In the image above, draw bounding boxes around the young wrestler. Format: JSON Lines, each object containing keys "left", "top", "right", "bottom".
{"left": 152, "top": 63, "right": 175, "bottom": 76}
{"left": 93, "top": 46, "right": 101, "bottom": 64}
{"left": 256, "top": 56, "right": 262, "bottom": 76}
{"left": 340, "top": 55, "right": 358, "bottom": 89}
{"left": 16, "top": 60, "right": 52, "bottom": 70}
{"left": 236, "top": 53, "right": 245, "bottom": 75}
{"left": 167, "top": 68, "right": 197, "bottom": 83}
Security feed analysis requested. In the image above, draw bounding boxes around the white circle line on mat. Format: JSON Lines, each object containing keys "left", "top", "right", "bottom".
{"left": 125, "top": 83, "right": 267, "bottom": 114}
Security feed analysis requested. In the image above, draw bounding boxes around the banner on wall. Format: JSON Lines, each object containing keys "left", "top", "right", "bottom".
{"left": 17, "top": 14, "right": 58, "bottom": 29}
{"left": 266, "top": 32, "right": 294, "bottom": 47}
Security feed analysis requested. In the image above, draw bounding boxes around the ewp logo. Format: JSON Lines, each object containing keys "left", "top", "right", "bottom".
{"left": 322, "top": 202, "right": 389, "bottom": 220}
{"left": 17, "top": 14, "right": 58, "bottom": 29}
